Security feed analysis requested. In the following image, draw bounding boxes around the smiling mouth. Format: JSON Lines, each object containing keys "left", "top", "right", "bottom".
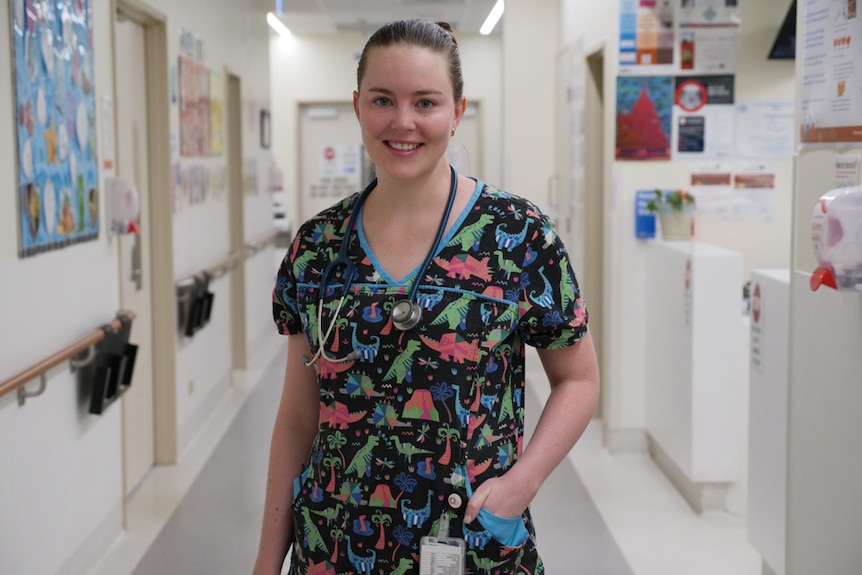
{"left": 388, "top": 141, "right": 421, "bottom": 151}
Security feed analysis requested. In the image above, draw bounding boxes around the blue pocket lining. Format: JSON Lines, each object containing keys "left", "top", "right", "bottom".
{"left": 476, "top": 508, "right": 529, "bottom": 547}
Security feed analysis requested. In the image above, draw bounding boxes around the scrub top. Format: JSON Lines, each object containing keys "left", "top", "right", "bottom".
{"left": 273, "top": 179, "right": 588, "bottom": 575}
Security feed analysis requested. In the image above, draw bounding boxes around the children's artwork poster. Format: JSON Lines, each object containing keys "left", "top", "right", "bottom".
{"left": 619, "top": 0, "right": 676, "bottom": 69}
{"left": 209, "top": 70, "right": 224, "bottom": 156}
{"left": 616, "top": 75, "right": 673, "bottom": 160}
{"left": 11, "top": 0, "right": 100, "bottom": 258}
{"left": 688, "top": 161, "right": 776, "bottom": 221}
{"left": 672, "top": 74, "right": 735, "bottom": 160}
{"left": 800, "top": 0, "right": 862, "bottom": 145}
{"left": 179, "top": 56, "right": 210, "bottom": 157}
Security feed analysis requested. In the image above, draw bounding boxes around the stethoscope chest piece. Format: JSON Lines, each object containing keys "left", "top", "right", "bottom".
{"left": 391, "top": 299, "right": 422, "bottom": 331}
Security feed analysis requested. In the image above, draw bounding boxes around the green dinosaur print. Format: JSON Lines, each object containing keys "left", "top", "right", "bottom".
{"left": 447, "top": 213, "right": 494, "bottom": 250}
{"left": 310, "top": 502, "right": 343, "bottom": 525}
{"left": 391, "top": 557, "right": 414, "bottom": 575}
{"left": 430, "top": 293, "right": 475, "bottom": 330}
{"left": 383, "top": 340, "right": 421, "bottom": 383}
{"left": 300, "top": 507, "right": 328, "bottom": 553}
{"left": 391, "top": 436, "right": 434, "bottom": 464}
{"left": 469, "top": 550, "right": 508, "bottom": 574}
{"left": 496, "top": 251, "right": 522, "bottom": 279}
{"left": 559, "top": 259, "right": 576, "bottom": 310}
{"left": 345, "top": 435, "right": 380, "bottom": 478}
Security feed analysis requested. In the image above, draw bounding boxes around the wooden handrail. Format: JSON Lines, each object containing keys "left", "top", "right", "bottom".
{"left": 0, "top": 311, "right": 137, "bottom": 400}
{"left": 245, "top": 229, "right": 281, "bottom": 256}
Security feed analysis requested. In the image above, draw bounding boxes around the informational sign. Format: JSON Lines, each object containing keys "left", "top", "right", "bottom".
{"left": 312, "top": 144, "right": 362, "bottom": 200}
{"left": 672, "top": 75, "right": 736, "bottom": 160}
{"left": 800, "top": 0, "right": 862, "bottom": 144}
{"left": 619, "top": 0, "right": 676, "bottom": 69}
{"left": 635, "top": 190, "right": 658, "bottom": 239}
{"left": 835, "top": 153, "right": 861, "bottom": 188}
{"left": 678, "top": 0, "right": 740, "bottom": 73}
{"left": 736, "top": 99, "right": 796, "bottom": 159}
{"left": 688, "top": 161, "right": 776, "bottom": 221}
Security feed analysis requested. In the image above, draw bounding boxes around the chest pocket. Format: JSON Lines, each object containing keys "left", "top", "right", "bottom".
{"left": 418, "top": 289, "right": 517, "bottom": 367}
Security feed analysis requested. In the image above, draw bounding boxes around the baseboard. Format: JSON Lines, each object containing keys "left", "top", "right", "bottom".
{"left": 647, "top": 433, "right": 731, "bottom": 514}
{"left": 604, "top": 426, "right": 648, "bottom": 453}
{"left": 64, "top": 503, "right": 123, "bottom": 575}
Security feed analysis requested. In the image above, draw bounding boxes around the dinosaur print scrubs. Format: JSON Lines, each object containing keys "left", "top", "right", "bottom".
{"left": 273, "top": 179, "right": 588, "bottom": 575}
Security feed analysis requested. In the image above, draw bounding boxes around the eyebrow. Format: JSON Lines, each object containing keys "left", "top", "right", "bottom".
{"left": 365, "top": 87, "right": 445, "bottom": 97}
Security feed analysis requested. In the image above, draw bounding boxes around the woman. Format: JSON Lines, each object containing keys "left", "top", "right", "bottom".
{"left": 254, "top": 19, "right": 599, "bottom": 575}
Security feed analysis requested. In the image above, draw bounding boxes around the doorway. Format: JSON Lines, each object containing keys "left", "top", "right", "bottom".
{"left": 113, "top": 3, "right": 175, "bottom": 501}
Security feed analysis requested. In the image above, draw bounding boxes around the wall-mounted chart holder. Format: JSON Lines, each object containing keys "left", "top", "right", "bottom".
{"left": 177, "top": 273, "right": 214, "bottom": 338}
{"left": 810, "top": 185, "right": 862, "bottom": 292}
{"left": 87, "top": 315, "right": 138, "bottom": 415}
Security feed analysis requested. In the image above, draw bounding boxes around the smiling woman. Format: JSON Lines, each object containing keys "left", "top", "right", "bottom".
{"left": 254, "top": 18, "right": 599, "bottom": 575}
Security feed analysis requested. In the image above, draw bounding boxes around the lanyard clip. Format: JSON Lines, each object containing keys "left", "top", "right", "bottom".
{"left": 437, "top": 511, "right": 451, "bottom": 539}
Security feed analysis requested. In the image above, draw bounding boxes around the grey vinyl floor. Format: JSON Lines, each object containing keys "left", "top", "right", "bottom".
{"left": 132, "top": 350, "right": 633, "bottom": 575}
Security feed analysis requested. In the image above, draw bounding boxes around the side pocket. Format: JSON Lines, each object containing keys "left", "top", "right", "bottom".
{"left": 476, "top": 508, "right": 529, "bottom": 548}
{"left": 290, "top": 465, "right": 313, "bottom": 510}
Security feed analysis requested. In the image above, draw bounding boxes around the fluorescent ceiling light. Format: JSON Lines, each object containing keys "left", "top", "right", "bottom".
{"left": 267, "top": 12, "right": 292, "bottom": 38}
{"left": 480, "top": 0, "right": 504, "bottom": 35}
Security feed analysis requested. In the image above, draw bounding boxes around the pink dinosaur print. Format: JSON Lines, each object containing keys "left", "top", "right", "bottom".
{"left": 419, "top": 333, "right": 479, "bottom": 363}
{"left": 320, "top": 401, "right": 368, "bottom": 429}
{"left": 433, "top": 254, "right": 492, "bottom": 282}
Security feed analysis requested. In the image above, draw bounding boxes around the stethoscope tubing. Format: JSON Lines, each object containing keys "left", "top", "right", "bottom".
{"left": 303, "top": 165, "right": 458, "bottom": 367}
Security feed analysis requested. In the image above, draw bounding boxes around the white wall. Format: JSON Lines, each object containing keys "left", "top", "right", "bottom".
{"left": 0, "top": 1, "right": 274, "bottom": 573}
{"left": 269, "top": 31, "right": 503, "bottom": 224}
{"left": 560, "top": 0, "right": 796, "bottom": 447}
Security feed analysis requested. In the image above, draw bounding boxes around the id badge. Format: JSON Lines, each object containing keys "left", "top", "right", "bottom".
{"left": 419, "top": 536, "right": 466, "bottom": 575}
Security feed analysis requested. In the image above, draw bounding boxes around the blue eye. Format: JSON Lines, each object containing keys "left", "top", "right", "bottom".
{"left": 374, "top": 97, "right": 391, "bottom": 106}
{"left": 418, "top": 99, "right": 434, "bottom": 109}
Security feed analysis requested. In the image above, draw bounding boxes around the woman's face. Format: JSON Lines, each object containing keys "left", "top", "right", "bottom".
{"left": 354, "top": 44, "right": 464, "bottom": 183}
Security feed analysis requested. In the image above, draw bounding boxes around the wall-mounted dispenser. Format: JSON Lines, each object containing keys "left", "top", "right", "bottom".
{"left": 106, "top": 177, "right": 140, "bottom": 235}
{"left": 810, "top": 185, "right": 862, "bottom": 291}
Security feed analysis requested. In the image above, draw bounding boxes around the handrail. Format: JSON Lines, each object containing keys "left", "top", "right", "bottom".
{"left": 175, "top": 252, "right": 242, "bottom": 289}
{"left": 0, "top": 311, "right": 137, "bottom": 403}
{"left": 244, "top": 228, "right": 281, "bottom": 257}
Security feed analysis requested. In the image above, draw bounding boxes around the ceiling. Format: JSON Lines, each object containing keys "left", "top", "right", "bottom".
{"left": 256, "top": 0, "right": 502, "bottom": 36}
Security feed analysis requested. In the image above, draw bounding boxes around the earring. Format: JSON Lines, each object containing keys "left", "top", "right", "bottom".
{"left": 450, "top": 128, "right": 456, "bottom": 137}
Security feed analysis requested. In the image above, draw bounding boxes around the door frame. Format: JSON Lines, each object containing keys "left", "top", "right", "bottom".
{"left": 225, "top": 71, "right": 246, "bottom": 370}
{"left": 113, "top": 0, "right": 177, "bottom": 466}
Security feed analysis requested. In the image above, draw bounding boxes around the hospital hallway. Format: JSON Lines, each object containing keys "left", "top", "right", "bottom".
{"left": 87, "top": 335, "right": 761, "bottom": 575}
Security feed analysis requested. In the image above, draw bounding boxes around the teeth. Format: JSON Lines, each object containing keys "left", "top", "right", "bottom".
{"left": 389, "top": 142, "right": 419, "bottom": 151}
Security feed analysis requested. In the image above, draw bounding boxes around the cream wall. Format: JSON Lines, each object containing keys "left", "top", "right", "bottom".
{"left": 0, "top": 2, "right": 273, "bottom": 574}
{"left": 560, "top": 0, "right": 796, "bottom": 449}
{"left": 269, "top": 32, "right": 503, "bottom": 225}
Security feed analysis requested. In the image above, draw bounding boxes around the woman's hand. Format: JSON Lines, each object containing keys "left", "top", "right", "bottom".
{"left": 463, "top": 472, "right": 538, "bottom": 524}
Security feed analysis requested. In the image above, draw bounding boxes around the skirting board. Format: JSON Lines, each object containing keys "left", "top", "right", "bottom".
{"left": 648, "top": 433, "right": 731, "bottom": 514}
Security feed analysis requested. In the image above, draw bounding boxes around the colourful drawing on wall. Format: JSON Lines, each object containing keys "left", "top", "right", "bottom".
{"left": 11, "top": 0, "right": 100, "bottom": 257}
{"left": 209, "top": 70, "right": 224, "bottom": 156}
{"left": 616, "top": 75, "right": 673, "bottom": 160}
{"left": 179, "top": 56, "right": 210, "bottom": 157}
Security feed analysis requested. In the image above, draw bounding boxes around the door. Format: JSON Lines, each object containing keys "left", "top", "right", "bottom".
{"left": 298, "top": 103, "right": 363, "bottom": 223}
{"left": 114, "top": 13, "right": 155, "bottom": 497}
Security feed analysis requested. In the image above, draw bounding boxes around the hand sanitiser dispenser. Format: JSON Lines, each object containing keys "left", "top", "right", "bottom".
{"left": 810, "top": 185, "right": 862, "bottom": 291}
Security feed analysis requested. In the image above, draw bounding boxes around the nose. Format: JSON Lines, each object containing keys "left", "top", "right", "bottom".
{"left": 389, "top": 105, "right": 415, "bottom": 131}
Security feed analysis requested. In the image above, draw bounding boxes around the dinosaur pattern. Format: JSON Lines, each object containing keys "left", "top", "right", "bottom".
{"left": 275, "top": 178, "right": 586, "bottom": 575}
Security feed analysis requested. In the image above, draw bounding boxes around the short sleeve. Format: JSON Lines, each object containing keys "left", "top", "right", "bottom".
{"left": 517, "top": 211, "right": 588, "bottom": 349}
{"left": 272, "top": 234, "right": 304, "bottom": 336}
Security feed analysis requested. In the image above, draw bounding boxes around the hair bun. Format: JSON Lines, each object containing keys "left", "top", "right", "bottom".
{"left": 436, "top": 21, "right": 458, "bottom": 45}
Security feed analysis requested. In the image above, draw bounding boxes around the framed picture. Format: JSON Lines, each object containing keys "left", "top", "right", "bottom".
{"left": 260, "top": 109, "right": 271, "bottom": 149}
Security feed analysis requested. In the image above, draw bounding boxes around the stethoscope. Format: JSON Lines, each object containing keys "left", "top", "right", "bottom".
{"left": 302, "top": 164, "right": 458, "bottom": 367}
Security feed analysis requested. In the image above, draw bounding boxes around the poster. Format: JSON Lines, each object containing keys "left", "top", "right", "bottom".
{"left": 736, "top": 99, "right": 796, "bottom": 159}
{"left": 620, "top": 0, "right": 676, "bottom": 69}
{"left": 800, "top": 0, "right": 862, "bottom": 144}
{"left": 11, "top": 0, "right": 100, "bottom": 257}
{"left": 689, "top": 161, "right": 776, "bottom": 221}
{"left": 835, "top": 153, "right": 861, "bottom": 187}
{"left": 209, "top": 71, "right": 224, "bottom": 156}
{"left": 672, "top": 74, "right": 735, "bottom": 160}
{"left": 616, "top": 75, "right": 674, "bottom": 160}
{"left": 179, "top": 56, "right": 210, "bottom": 157}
